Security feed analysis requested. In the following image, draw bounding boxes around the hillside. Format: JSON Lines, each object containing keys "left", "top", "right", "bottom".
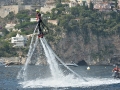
{"left": 45, "top": 4, "right": 120, "bottom": 65}
{"left": 1, "top": 3, "right": 120, "bottom": 65}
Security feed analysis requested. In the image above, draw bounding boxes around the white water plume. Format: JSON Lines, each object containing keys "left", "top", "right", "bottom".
{"left": 40, "top": 38, "right": 64, "bottom": 79}
{"left": 42, "top": 38, "right": 87, "bottom": 81}
{"left": 17, "top": 27, "right": 86, "bottom": 82}
{"left": 17, "top": 24, "right": 38, "bottom": 80}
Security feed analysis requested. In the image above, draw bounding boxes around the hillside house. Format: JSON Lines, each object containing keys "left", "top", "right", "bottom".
{"left": 94, "top": 2, "right": 111, "bottom": 11}
{"left": 30, "top": 18, "right": 37, "bottom": 22}
{"left": 11, "top": 33, "right": 27, "bottom": 47}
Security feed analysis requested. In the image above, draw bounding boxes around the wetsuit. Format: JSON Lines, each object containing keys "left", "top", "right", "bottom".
{"left": 36, "top": 12, "right": 42, "bottom": 34}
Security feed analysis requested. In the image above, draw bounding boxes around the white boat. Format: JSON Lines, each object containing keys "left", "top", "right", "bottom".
{"left": 65, "top": 63, "right": 78, "bottom": 67}
{"left": 59, "top": 63, "right": 78, "bottom": 67}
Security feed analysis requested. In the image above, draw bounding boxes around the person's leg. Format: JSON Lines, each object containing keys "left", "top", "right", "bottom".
{"left": 38, "top": 21, "right": 43, "bottom": 38}
{"left": 38, "top": 21, "right": 42, "bottom": 34}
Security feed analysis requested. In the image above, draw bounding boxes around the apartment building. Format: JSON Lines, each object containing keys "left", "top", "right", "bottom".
{"left": 11, "top": 33, "right": 27, "bottom": 47}
{"left": 94, "top": 0, "right": 117, "bottom": 11}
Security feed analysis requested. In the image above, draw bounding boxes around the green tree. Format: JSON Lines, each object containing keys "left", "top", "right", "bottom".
{"left": 89, "top": 1, "right": 93, "bottom": 10}
{"left": 6, "top": 12, "right": 15, "bottom": 21}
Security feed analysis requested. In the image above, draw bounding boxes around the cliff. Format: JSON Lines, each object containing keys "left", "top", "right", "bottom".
{"left": 50, "top": 32, "right": 120, "bottom": 65}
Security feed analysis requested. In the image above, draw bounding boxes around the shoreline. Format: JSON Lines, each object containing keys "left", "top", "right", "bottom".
{"left": 0, "top": 57, "right": 26, "bottom": 65}
{"left": 0, "top": 57, "right": 119, "bottom": 66}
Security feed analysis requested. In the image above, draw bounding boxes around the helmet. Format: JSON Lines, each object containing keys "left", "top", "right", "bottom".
{"left": 36, "top": 9, "right": 39, "bottom": 12}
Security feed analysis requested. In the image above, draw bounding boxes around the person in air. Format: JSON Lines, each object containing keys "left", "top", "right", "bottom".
{"left": 36, "top": 9, "right": 43, "bottom": 38}
{"left": 112, "top": 65, "right": 120, "bottom": 78}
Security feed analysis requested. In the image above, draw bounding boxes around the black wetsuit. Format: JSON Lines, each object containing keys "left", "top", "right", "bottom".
{"left": 37, "top": 12, "right": 42, "bottom": 34}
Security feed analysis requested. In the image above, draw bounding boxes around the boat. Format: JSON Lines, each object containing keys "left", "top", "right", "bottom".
{"left": 59, "top": 63, "right": 78, "bottom": 67}
{"left": 112, "top": 71, "right": 120, "bottom": 79}
{"left": 65, "top": 63, "right": 78, "bottom": 67}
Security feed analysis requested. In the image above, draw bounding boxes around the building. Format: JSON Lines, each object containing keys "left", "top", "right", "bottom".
{"left": 94, "top": 1, "right": 112, "bottom": 11}
{"left": 30, "top": 18, "right": 37, "bottom": 22}
{"left": 0, "top": 5, "right": 32, "bottom": 18}
{"left": 0, "top": 0, "right": 55, "bottom": 18}
{"left": 11, "top": 33, "right": 27, "bottom": 47}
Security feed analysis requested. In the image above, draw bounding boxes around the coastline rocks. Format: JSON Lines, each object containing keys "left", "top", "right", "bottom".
{"left": 0, "top": 57, "right": 26, "bottom": 65}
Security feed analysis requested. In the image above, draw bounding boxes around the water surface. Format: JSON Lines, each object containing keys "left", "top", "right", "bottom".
{"left": 0, "top": 65, "right": 120, "bottom": 90}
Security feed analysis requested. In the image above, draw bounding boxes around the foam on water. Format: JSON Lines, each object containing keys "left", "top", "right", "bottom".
{"left": 20, "top": 75, "right": 120, "bottom": 88}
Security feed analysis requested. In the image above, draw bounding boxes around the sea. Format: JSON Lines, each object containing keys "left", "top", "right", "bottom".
{"left": 0, "top": 65, "right": 120, "bottom": 90}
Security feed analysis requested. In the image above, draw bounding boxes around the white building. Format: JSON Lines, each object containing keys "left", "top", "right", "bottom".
{"left": 30, "top": 18, "right": 37, "bottom": 22}
{"left": 11, "top": 33, "right": 27, "bottom": 47}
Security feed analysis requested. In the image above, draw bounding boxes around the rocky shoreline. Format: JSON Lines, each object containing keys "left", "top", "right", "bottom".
{"left": 0, "top": 57, "right": 47, "bottom": 65}
{"left": 0, "top": 57, "right": 26, "bottom": 65}
{"left": 0, "top": 56, "right": 120, "bottom": 66}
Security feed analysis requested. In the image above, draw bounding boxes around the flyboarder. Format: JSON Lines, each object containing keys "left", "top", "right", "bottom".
{"left": 36, "top": 9, "right": 43, "bottom": 38}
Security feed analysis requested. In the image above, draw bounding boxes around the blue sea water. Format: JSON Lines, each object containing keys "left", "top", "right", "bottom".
{"left": 0, "top": 65, "right": 120, "bottom": 90}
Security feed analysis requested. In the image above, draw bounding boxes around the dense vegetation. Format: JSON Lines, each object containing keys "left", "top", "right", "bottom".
{"left": 0, "top": 2, "right": 120, "bottom": 57}
{"left": 44, "top": 3, "right": 120, "bottom": 44}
